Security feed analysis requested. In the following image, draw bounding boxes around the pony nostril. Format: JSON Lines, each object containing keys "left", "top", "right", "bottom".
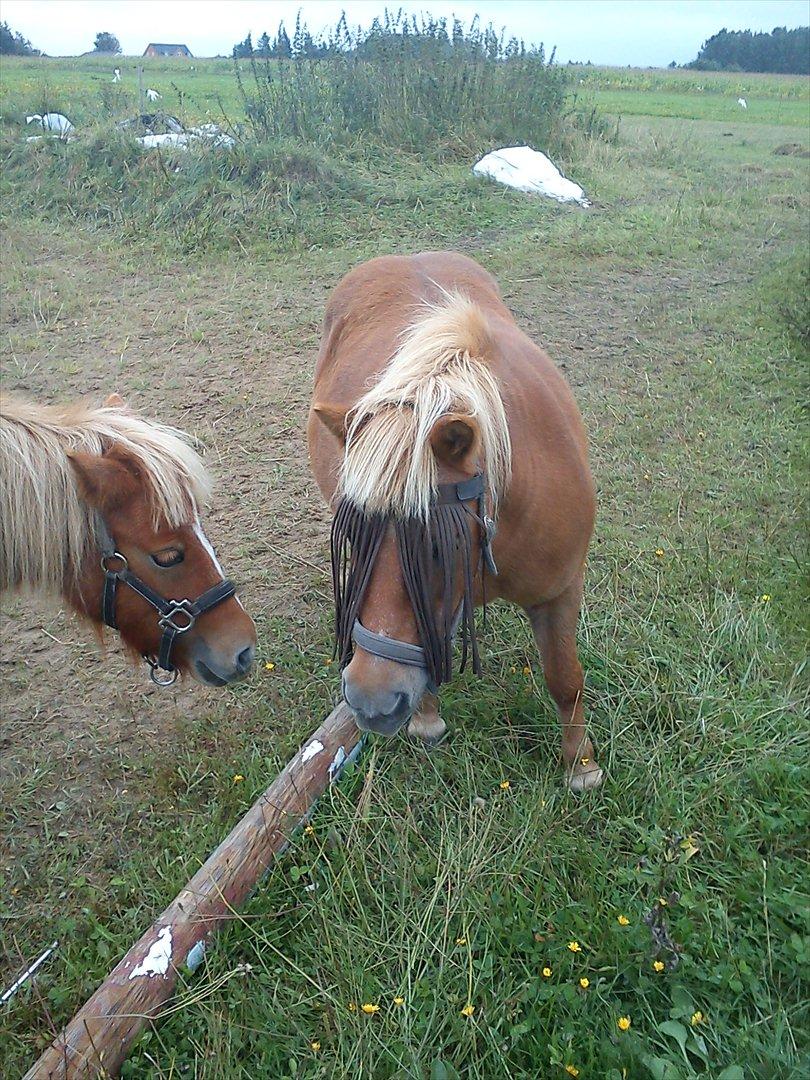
{"left": 235, "top": 644, "right": 255, "bottom": 674}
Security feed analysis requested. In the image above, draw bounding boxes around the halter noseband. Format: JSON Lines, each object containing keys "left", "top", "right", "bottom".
{"left": 349, "top": 472, "right": 498, "bottom": 674}
{"left": 97, "top": 518, "right": 236, "bottom": 685}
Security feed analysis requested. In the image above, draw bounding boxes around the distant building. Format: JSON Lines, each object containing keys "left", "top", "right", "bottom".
{"left": 143, "top": 43, "right": 193, "bottom": 58}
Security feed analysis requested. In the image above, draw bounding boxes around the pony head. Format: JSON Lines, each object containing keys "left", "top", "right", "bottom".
{"left": 64, "top": 400, "right": 256, "bottom": 685}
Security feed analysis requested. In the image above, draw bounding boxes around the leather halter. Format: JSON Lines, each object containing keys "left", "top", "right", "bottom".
{"left": 97, "top": 518, "right": 236, "bottom": 685}
{"left": 351, "top": 472, "right": 497, "bottom": 671}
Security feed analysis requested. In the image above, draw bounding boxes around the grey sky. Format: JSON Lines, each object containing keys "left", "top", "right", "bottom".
{"left": 2, "top": 1, "right": 808, "bottom": 67}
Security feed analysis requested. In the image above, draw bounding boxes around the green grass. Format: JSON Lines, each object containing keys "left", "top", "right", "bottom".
{"left": 582, "top": 89, "right": 808, "bottom": 125}
{"left": 1, "top": 59, "right": 809, "bottom": 1079}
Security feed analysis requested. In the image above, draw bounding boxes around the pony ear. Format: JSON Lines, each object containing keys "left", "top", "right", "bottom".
{"left": 429, "top": 414, "right": 480, "bottom": 470}
{"left": 68, "top": 448, "right": 141, "bottom": 513}
{"left": 312, "top": 402, "right": 349, "bottom": 443}
{"left": 103, "top": 392, "right": 126, "bottom": 409}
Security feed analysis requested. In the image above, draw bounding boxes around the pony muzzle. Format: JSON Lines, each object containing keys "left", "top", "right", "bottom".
{"left": 341, "top": 656, "right": 429, "bottom": 735}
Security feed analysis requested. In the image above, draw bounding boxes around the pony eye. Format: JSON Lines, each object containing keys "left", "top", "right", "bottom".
{"left": 151, "top": 548, "right": 184, "bottom": 568}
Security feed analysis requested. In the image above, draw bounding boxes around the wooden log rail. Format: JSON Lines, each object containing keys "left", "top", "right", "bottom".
{"left": 25, "top": 702, "right": 361, "bottom": 1079}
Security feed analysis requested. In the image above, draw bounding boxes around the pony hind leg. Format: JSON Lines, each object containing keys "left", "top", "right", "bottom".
{"left": 526, "top": 576, "right": 603, "bottom": 792}
{"left": 407, "top": 692, "right": 447, "bottom": 747}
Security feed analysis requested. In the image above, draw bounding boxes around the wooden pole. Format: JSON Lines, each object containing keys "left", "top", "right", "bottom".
{"left": 25, "top": 702, "right": 361, "bottom": 1079}
{"left": 137, "top": 65, "right": 144, "bottom": 114}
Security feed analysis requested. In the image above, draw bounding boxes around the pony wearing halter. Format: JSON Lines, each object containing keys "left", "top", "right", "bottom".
{"left": 309, "top": 251, "right": 602, "bottom": 791}
{"left": 1, "top": 395, "right": 256, "bottom": 685}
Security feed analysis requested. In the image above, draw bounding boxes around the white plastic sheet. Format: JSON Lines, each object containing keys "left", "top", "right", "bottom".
{"left": 473, "top": 145, "right": 589, "bottom": 207}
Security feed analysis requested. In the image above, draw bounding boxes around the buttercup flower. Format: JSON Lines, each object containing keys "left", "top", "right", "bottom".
{"left": 499, "top": 780, "right": 511, "bottom": 790}
{"left": 579, "top": 977, "right": 590, "bottom": 989}
{"left": 568, "top": 941, "right": 582, "bottom": 953}
{"left": 347, "top": 1002, "right": 357, "bottom": 1012}
{"left": 310, "top": 1041, "right": 320, "bottom": 1052}
{"left": 617, "top": 915, "right": 630, "bottom": 926}
{"left": 542, "top": 967, "right": 553, "bottom": 978}
{"left": 691, "top": 1011, "right": 704, "bottom": 1027}
{"left": 304, "top": 825, "right": 315, "bottom": 836}
{"left": 617, "top": 1016, "right": 631, "bottom": 1031}
{"left": 232, "top": 774, "right": 245, "bottom": 783}
{"left": 456, "top": 936, "right": 467, "bottom": 945}
{"left": 361, "top": 1003, "right": 380, "bottom": 1015}
{"left": 760, "top": 594, "right": 771, "bottom": 602}
{"left": 655, "top": 548, "right": 665, "bottom": 558}
{"left": 653, "top": 960, "right": 665, "bottom": 972}
{"left": 566, "top": 1067, "right": 580, "bottom": 1078}
{"left": 523, "top": 666, "right": 532, "bottom": 676}
{"left": 393, "top": 996, "right": 405, "bottom": 1006}
{"left": 264, "top": 661, "right": 275, "bottom": 671}
{"left": 658, "top": 897, "right": 668, "bottom": 907}
{"left": 461, "top": 1003, "right": 475, "bottom": 1017}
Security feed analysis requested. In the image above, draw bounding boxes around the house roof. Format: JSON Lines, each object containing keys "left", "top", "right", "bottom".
{"left": 144, "top": 43, "right": 192, "bottom": 55}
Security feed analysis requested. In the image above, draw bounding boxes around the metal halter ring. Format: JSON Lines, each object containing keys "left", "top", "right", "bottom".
{"left": 145, "top": 655, "right": 179, "bottom": 686}
{"left": 100, "top": 551, "right": 128, "bottom": 576}
{"left": 158, "top": 600, "right": 197, "bottom": 634}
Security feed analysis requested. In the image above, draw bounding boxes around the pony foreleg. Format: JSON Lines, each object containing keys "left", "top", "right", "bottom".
{"left": 407, "top": 693, "right": 447, "bottom": 747}
{"left": 526, "top": 579, "right": 603, "bottom": 793}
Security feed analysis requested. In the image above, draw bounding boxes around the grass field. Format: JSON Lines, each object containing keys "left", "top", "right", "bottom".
{"left": 1, "top": 55, "right": 809, "bottom": 1079}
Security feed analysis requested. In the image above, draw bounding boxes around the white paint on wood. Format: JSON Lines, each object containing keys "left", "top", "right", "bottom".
{"left": 129, "top": 926, "right": 172, "bottom": 978}
{"left": 302, "top": 739, "right": 325, "bottom": 763}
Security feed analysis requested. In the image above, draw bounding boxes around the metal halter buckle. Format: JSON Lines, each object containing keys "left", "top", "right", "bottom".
{"left": 158, "top": 600, "right": 196, "bottom": 634}
{"left": 100, "top": 551, "right": 128, "bottom": 575}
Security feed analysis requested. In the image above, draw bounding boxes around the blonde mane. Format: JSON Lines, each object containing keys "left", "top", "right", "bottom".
{"left": 340, "top": 292, "right": 511, "bottom": 519}
{"left": 0, "top": 398, "right": 211, "bottom": 594}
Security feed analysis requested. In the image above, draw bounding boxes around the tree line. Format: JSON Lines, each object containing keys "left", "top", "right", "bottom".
{"left": 687, "top": 26, "right": 809, "bottom": 73}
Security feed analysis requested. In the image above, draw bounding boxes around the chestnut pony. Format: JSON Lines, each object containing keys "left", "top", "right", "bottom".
{"left": 308, "top": 252, "right": 601, "bottom": 791}
{"left": 0, "top": 394, "right": 256, "bottom": 686}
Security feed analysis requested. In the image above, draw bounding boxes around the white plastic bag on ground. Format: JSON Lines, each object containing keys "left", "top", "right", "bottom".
{"left": 473, "top": 145, "right": 589, "bottom": 207}
{"left": 26, "top": 113, "right": 73, "bottom": 135}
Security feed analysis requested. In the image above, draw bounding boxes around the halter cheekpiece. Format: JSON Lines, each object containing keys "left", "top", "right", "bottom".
{"left": 331, "top": 471, "right": 498, "bottom": 688}
{"left": 97, "top": 518, "right": 236, "bottom": 685}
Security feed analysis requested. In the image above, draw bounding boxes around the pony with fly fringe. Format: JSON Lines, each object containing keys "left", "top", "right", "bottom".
{"left": 309, "top": 251, "right": 603, "bottom": 791}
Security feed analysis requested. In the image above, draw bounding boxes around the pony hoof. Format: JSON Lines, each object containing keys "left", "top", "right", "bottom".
{"left": 407, "top": 718, "right": 448, "bottom": 748}
{"left": 568, "top": 765, "right": 604, "bottom": 793}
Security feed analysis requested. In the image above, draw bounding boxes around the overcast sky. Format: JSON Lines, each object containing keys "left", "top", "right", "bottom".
{"left": 3, "top": 1, "right": 808, "bottom": 66}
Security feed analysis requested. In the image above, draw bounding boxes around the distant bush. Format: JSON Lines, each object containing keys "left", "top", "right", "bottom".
{"left": 0, "top": 21, "right": 40, "bottom": 56}
{"left": 687, "top": 26, "right": 809, "bottom": 74}
{"left": 232, "top": 10, "right": 587, "bottom": 158}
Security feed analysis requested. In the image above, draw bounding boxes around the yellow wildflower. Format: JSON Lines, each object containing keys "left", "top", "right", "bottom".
{"left": 347, "top": 1002, "right": 357, "bottom": 1012}
{"left": 456, "top": 936, "right": 467, "bottom": 945}
{"left": 304, "top": 825, "right": 315, "bottom": 836}
{"left": 579, "top": 977, "right": 590, "bottom": 989}
{"left": 760, "top": 594, "right": 771, "bottom": 602}
{"left": 264, "top": 661, "right": 275, "bottom": 671}
{"left": 310, "top": 1041, "right": 320, "bottom": 1052}
{"left": 523, "top": 666, "right": 532, "bottom": 676}
{"left": 658, "top": 897, "right": 668, "bottom": 907}
{"left": 232, "top": 774, "right": 245, "bottom": 783}
{"left": 361, "top": 1003, "right": 380, "bottom": 1015}
{"left": 691, "top": 1011, "right": 704, "bottom": 1026}
{"left": 324, "top": 657, "right": 333, "bottom": 665}
{"left": 617, "top": 915, "right": 630, "bottom": 926}
{"left": 653, "top": 960, "right": 665, "bottom": 972}
{"left": 566, "top": 1067, "right": 580, "bottom": 1078}
{"left": 542, "top": 967, "right": 553, "bottom": 978}
{"left": 655, "top": 548, "right": 665, "bottom": 558}
{"left": 580, "top": 757, "right": 590, "bottom": 766}
{"left": 393, "top": 996, "right": 405, "bottom": 1006}
{"left": 617, "top": 1016, "right": 631, "bottom": 1031}
{"left": 499, "top": 780, "right": 511, "bottom": 790}
{"left": 568, "top": 941, "right": 582, "bottom": 953}
{"left": 461, "top": 1003, "right": 475, "bottom": 1017}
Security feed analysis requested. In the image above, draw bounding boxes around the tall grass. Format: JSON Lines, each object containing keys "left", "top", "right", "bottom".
{"left": 234, "top": 12, "right": 576, "bottom": 158}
